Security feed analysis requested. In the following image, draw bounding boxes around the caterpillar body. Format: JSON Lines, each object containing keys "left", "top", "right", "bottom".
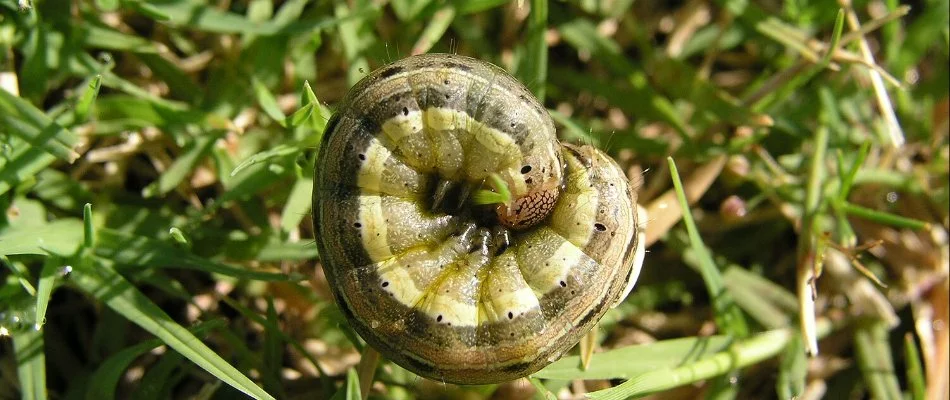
{"left": 312, "top": 53, "right": 645, "bottom": 384}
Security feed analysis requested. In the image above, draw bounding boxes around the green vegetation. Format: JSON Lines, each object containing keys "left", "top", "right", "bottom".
{"left": 1, "top": 0, "right": 947, "bottom": 399}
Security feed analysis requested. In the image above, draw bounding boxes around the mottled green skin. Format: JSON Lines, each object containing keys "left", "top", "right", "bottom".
{"left": 313, "top": 54, "right": 640, "bottom": 384}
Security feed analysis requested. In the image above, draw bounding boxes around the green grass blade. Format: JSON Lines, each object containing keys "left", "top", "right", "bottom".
{"left": 279, "top": 174, "right": 314, "bottom": 234}
{"left": 0, "top": 87, "right": 79, "bottom": 162}
{"left": 230, "top": 143, "right": 302, "bottom": 177}
{"left": 69, "top": 261, "right": 275, "bottom": 400}
{"left": 588, "top": 320, "right": 833, "bottom": 400}
{"left": 74, "top": 75, "right": 101, "bottom": 122}
{"left": 252, "top": 77, "right": 287, "bottom": 126}
{"left": 854, "top": 319, "right": 901, "bottom": 400}
{"left": 668, "top": 157, "right": 749, "bottom": 338}
{"left": 411, "top": 4, "right": 455, "bottom": 54}
{"left": 903, "top": 333, "right": 927, "bottom": 400}
{"left": 13, "top": 327, "right": 47, "bottom": 400}
{"left": 33, "top": 258, "right": 62, "bottom": 331}
{"left": 534, "top": 335, "right": 731, "bottom": 380}
{"left": 0, "top": 219, "right": 84, "bottom": 256}
{"left": 515, "top": 0, "right": 547, "bottom": 101}
{"left": 93, "top": 229, "right": 297, "bottom": 281}
{"left": 85, "top": 320, "right": 224, "bottom": 400}
{"left": 840, "top": 202, "right": 931, "bottom": 230}
{"left": 141, "top": 135, "right": 217, "bottom": 197}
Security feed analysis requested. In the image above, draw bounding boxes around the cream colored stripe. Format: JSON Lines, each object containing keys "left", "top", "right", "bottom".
{"left": 378, "top": 106, "right": 527, "bottom": 192}
{"left": 527, "top": 241, "right": 584, "bottom": 298}
{"left": 356, "top": 138, "right": 390, "bottom": 192}
{"left": 551, "top": 153, "right": 598, "bottom": 246}
{"left": 482, "top": 287, "right": 538, "bottom": 323}
{"left": 381, "top": 110, "right": 423, "bottom": 143}
{"left": 376, "top": 258, "right": 424, "bottom": 308}
{"left": 425, "top": 293, "right": 478, "bottom": 327}
{"left": 357, "top": 195, "right": 392, "bottom": 261}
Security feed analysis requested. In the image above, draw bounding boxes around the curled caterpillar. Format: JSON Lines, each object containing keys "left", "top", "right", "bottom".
{"left": 312, "top": 53, "right": 645, "bottom": 384}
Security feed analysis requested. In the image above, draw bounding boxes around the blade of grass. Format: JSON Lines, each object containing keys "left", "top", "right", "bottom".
{"left": 279, "top": 173, "right": 314, "bottom": 234}
{"left": 13, "top": 327, "right": 47, "bottom": 400}
{"left": 33, "top": 257, "right": 63, "bottom": 331}
{"left": 903, "top": 333, "right": 927, "bottom": 400}
{"left": 587, "top": 319, "right": 833, "bottom": 400}
{"left": 776, "top": 334, "right": 807, "bottom": 399}
{"left": 797, "top": 91, "right": 831, "bottom": 356}
{"left": 411, "top": 4, "right": 455, "bottom": 55}
{"left": 1, "top": 256, "right": 37, "bottom": 296}
{"left": 85, "top": 320, "right": 224, "bottom": 400}
{"left": 534, "top": 335, "right": 732, "bottom": 380}
{"left": 853, "top": 319, "right": 902, "bottom": 399}
{"left": 843, "top": 6, "right": 905, "bottom": 148}
{"left": 0, "top": 86, "right": 79, "bottom": 162}
{"left": 0, "top": 219, "right": 84, "bottom": 256}
{"left": 129, "top": 350, "right": 185, "bottom": 400}
{"left": 69, "top": 261, "right": 274, "bottom": 400}
{"left": 667, "top": 157, "right": 749, "bottom": 338}
{"left": 515, "top": 0, "right": 548, "bottom": 101}
{"left": 252, "top": 76, "right": 287, "bottom": 126}
{"left": 527, "top": 376, "right": 556, "bottom": 400}
{"left": 141, "top": 134, "right": 217, "bottom": 198}
{"left": 840, "top": 202, "right": 931, "bottom": 231}
{"left": 94, "top": 228, "right": 299, "bottom": 281}
{"left": 74, "top": 74, "right": 101, "bottom": 122}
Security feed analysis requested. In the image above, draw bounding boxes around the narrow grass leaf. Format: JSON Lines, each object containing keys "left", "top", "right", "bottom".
{"left": 13, "top": 327, "right": 47, "bottom": 400}
{"left": 548, "top": 110, "right": 599, "bottom": 146}
{"left": 142, "top": 135, "right": 217, "bottom": 197}
{"left": 723, "top": 267, "right": 796, "bottom": 329}
{"left": 253, "top": 238, "right": 318, "bottom": 262}
{"left": 534, "top": 335, "right": 731, "bottom": 380}
{"left": 126, "top": 1, "right": 172, "bottom": 21}
{"left": 287, "top": 103, "right": 314, "bottom": 127}
{"left": 33, "top": 258, "right": 62, "bottom": 330}
{"left": 1, "top": 256, "right": 37, "bottom": 296}
{"left": 853, "top": 319, "right": 901, "bottom": 400}
{"left": 130, "top": 350, "right": 185, "bottom": 400}
{"left": 83, "top": 203, "right": 94, "bottom": 247}
{"left": 452, "top": 0, "right": 511, "bottom": 14}
{"left": 0, "top": 87, "right": 79, "bottom": 162}
{"left": 903, "top": 333, "right": 926, "bottom": 400}
{"left": 0, "top": 219, "right": 84, "bottom": 256}
{"left": 69, "top": 261, "right": 275, "bottom": 400}
{"left": 776, "top": 335, "right": 807, "bottom": 399}
{"left": 841, "top": 202, "right": 931, "bottom": 230}
{"left": 411, "top": 5, "right": 455, "bottom": 55}
{"left": 74, "top": 75, "right": 101, "bottom": 122}
{"left": 391, "top": 0, "right": 434, "bottom": 20}
{"left": 346, "top": 368, "right": 361, "bottom": 400}
{"left": 723, "top": 267, "right": 798, "bottom": 314}
{"left": 473, "top": 174, "right": 512, "bottom": 206}
{"left": 725, "top": 274, "right": 792, "bottom": 329}
{"left": 253, "top": 77, "right": 287, "bottom": 126}
{"left": 668, "top": 157, "right": 749, "bottom": 338}
{"left": 85, "top": 320, "right": 224, "bottom": 400}
{"left": 515, "top": 0, "right": 547, "bottom": 101}
{"left": 94, "top": 228, "right": 295, "bottom": 281}
{"left": 588, "top": 321, "right": 832, "bottom": 400}
{"left": 231, "top": 144, "right": 301, "bottom": 177}
{"left": 527, "top": 376, "right": 556, "bottom": 400}
{"left": 280, "top": 174, "right": 314, "bottom": 233}
{"left": 80, "top": 24, "right": 160, "bottom": 53}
